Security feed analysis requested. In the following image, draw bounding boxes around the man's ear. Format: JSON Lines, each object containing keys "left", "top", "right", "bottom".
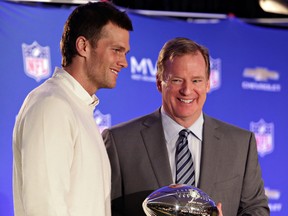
{"left": 76, "top": 36, "right": 88, "bottom": 57}
{"left": 156, "top": 74, "right": 163, "bottom": 93}
{"left": 206, "top": 79, "right": 211, "bottom": 93}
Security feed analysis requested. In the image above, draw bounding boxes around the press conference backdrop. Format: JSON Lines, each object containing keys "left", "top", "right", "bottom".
{"left": 0, "top": 1, "right": 287, "bottom": 215}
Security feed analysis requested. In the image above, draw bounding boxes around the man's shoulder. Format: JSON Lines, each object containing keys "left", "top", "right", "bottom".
{"left": 23, "top": 79, "right": 71, "bottom": 114}
{"left": 109, "top": 109, "right": 161, "bottom": 131}
{"left": 204, "top": 114, "right": 251, "bottom": 134}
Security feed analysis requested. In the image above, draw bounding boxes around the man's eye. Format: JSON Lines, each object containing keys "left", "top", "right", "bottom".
{"left": 113, "top": 48, "right": 127, "bottom": 56}
{"left": 171, "top": 79, "right": 182, "bottom": 84}
{"left": 193, "top": 79, "right": 202, "bottom": 83}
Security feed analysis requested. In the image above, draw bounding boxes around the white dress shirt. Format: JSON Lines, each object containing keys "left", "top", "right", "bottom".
{"left": 13, "top": 67, "right": 111, "bottom": 216}
{"left": 161, "top": 107, "right": 203, "bottom": 187}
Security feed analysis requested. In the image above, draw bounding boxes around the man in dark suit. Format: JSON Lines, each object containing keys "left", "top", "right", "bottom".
{"left": 102, "top": 37, "right": 269, "bottom": 216}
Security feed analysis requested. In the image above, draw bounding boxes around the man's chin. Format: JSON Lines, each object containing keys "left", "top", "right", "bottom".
{"left": 104, "top": 83, "right": 117, "bottom": 89}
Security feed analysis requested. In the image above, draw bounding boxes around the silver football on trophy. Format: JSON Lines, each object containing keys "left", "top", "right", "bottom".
{"left": 142, "top": 184, "right": 218, "bottom": 216}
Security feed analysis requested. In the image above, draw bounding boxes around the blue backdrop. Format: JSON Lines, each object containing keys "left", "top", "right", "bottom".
{"left": 0, "top": 1, "right": 287, "bottom": 215}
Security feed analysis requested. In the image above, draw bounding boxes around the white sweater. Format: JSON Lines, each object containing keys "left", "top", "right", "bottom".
{"left": 13, "top": 67, "right": 111, "bottom": 216}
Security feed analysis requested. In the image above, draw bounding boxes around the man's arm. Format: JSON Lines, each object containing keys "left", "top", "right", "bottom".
{"left": 238, "top": 133, "right": 270, "bottom": 215}
{"left": 16, "top": 97, "right": 74, "bottom": 216}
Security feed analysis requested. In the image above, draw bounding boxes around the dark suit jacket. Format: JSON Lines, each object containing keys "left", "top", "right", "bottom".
{"left": 102, "top": 109, "right": 269, "bottom": 216}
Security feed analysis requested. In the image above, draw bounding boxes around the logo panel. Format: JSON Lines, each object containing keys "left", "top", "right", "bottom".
{"left": 22, "top": 41, "right": 51, "bottom": 82}
{"left": 250, "top": 119, "right": 274, "bottom": 157}
{"left": 242, "top": 67, "right": 281, "bottom": 92}
{"left": 94, "top": 109, "right": 111, "bottom": 133}
{"left": 209, "top": 57, "right": 221, "bottom": 92}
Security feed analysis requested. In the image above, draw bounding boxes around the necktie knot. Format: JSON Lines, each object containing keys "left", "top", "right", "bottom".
{"left": 179, "top": 129, "right": 190, "bottom": 138}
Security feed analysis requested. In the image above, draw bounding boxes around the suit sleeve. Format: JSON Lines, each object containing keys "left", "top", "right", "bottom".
{"left": 238, "top": 132, "right": 270, "bottom": 215}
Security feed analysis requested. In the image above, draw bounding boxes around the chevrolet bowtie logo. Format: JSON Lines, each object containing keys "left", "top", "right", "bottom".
{"left": 243, "top": 67, "right": 279, "bottom": 82}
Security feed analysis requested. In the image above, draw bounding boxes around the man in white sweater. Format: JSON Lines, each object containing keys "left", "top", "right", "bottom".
{"left": 12, "top": 2, "right": 133, "bottom": 216}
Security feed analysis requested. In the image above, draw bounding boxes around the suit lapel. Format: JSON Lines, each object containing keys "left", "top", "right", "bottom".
{"left": 141, "top": 110, "right": 173, "bottom": 187}
{"left": 139, "top": 112, "right": 224, "bottom": 191}
{"left": 199, "top": 115, "right": 223, "bottom": 195}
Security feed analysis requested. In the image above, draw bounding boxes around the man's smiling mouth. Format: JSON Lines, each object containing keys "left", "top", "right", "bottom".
{"left": 179, "top": 98, "right": 193, "bottom": 103}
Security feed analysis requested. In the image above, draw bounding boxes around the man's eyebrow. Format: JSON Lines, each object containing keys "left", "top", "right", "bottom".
{"left": 113, "top": 45, "right": 130, "bottom": 53}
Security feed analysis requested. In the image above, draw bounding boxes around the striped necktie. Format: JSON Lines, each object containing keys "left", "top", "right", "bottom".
{"left": 175, "top": 129, "right": 195, "bottom": 186}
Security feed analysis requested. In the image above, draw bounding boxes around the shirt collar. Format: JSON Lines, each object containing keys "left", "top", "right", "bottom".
{"left": 161, "top": 107, "right": 204, "bottom": 142}
{"left": 53, "top": 67, "right": 99, "bottom": 108}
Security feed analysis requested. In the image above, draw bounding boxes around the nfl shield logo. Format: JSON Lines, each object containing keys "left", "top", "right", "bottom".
{"left": 250, "top": 119, "right": 274, "bottom": 157}
{"left": 94, "top": 109, "right": 111, "bottom": 133}
{"left": 22, "top": 41, "right": 51, "bottom": 82}
{"left": 209, "top": 57, "right": 221, "bottom": 92}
